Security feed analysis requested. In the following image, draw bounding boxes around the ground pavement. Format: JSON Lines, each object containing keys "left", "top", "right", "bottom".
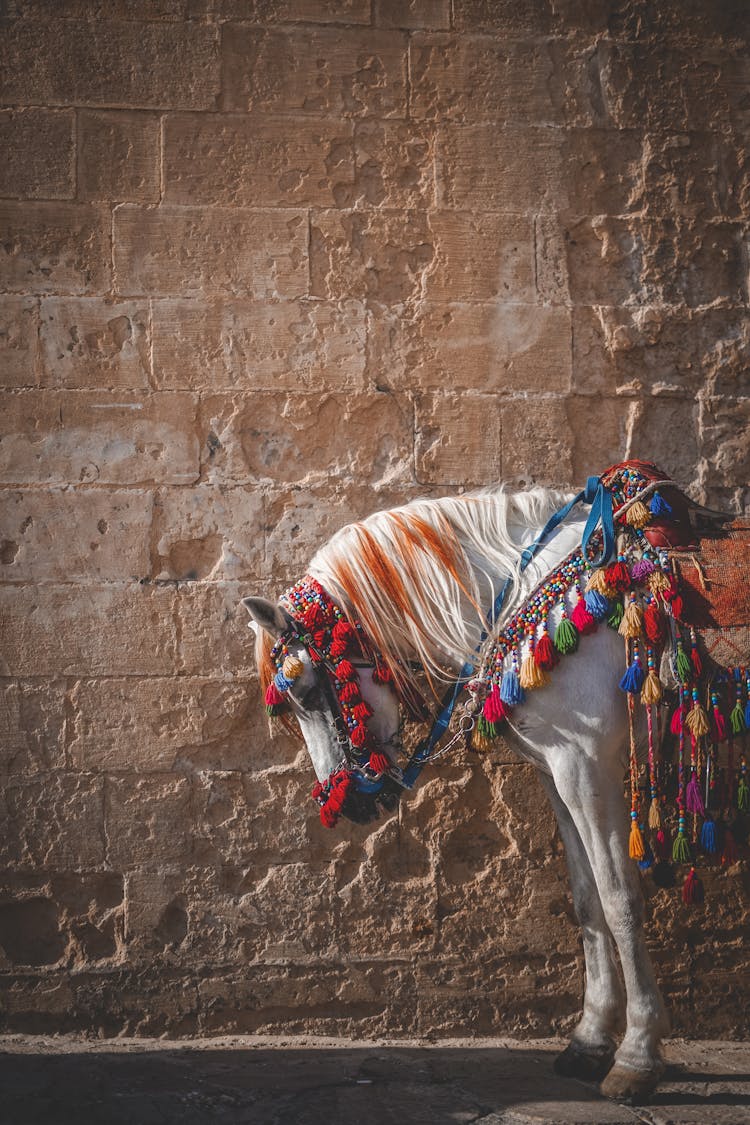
{"left": 0, "top": 1035, "right": 748, "bottom": 1124}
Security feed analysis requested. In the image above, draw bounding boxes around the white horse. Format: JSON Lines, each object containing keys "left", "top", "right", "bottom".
{"left": 244, "top": 485, "right": 672, "bottom": 1104}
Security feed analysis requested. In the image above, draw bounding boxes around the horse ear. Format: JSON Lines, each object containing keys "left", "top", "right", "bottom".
{"left": 241, "top": 596, "right": 294, "bottom": 637}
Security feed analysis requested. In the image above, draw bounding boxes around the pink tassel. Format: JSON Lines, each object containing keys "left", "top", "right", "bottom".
{"left": 571, "top": 598, "right": 597, "bottom": 634}
{"left": 483, "top": 684, "right": 508, "bottom": 724}
{"left": 670, "top": 707, "right": 683, "bottom": 736}
{"left": 685, "top": 770, "right": 705, "bottom": 815}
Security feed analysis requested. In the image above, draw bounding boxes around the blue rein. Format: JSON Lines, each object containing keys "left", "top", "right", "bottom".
{"left": 395, "top": 475, "right": 615, "bottom": 791}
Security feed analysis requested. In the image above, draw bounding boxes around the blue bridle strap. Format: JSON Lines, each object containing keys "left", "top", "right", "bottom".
{"left": 399, "top": 475, "right": 616, "bottom": 790}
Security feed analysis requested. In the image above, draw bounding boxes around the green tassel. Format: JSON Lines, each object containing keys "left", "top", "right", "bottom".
{"left": 676, "top": 645, "right": 691, "bottom": 683}
{"left": 738, "top": 779, "right": 749, "bottom": 812}
{"left": 730, "top": 702, "right": 746, "bottom": 734}
{"left": 606, "top": 600, "right": 624, "bottom": 630}
{"left": 476, "top": 716, "right": 500, "bottom": 742}
{"left": 554, "top": 617, "right": 579, "bottom": 655}
{"left": 672, "top": 832, "right": 691, "bottom": 863}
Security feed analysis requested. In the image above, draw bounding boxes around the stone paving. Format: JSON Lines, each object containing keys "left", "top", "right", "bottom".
{"left": 0, "top": 1035, "right": 748, "bottom": 1125}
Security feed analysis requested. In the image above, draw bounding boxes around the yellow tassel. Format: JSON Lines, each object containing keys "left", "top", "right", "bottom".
{"left": 586, "top": 568, "right": 616, "bottom": 597}
{"left": 472, "top": 728, "right": 494, "bottom": 752}
{"left": 648, "top": 571, "right": 672, "bottom": 596}
{"left": 519, "top": 653, "right": 547, "bottom": 690}
{"left": 282, "top": 656, "right": 304, "bottom": 680}
{"left": 685, "top": 703, "right": 710, "bottom": 737}
{"left": 648, "top": 798, "right": 662, "bottom": 830}
{"left": 618, "top": 600, "right": 643, "bottom": 639}
{"left": 629, "top": 817, "right": 645, "bottom": 860}
{"left": 626, "top": 500, "right": 651, "bottom": 529}
{"left": 640, "top": 669, "right": 662, "bottom": 705}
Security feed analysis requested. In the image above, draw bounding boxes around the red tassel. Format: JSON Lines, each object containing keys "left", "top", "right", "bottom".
{"left": 534, "top": 632, "right": 559, "bottom": 670}
{"left": 643, "top": 604, "right": 665, "bottom": 645}
{"left": 372, "top": 663, "right": 392, "bottom": 684}
{"left": 713, "top": 708, "right": 726, "bottom": 743}
{"left": 670, "top": 707, "right": 683, "bottom": 736}
{"left": 681, "top": 866, "right": 704, "bottom": 905}
{"left": 335, "top": 659, "right": 356, "bottom": 682}
{"left": 311, "top": 781, "right": 325, "bottom": 802}
{"left": 303, "top": 604, "right": 325, "bottom": 629}
{"left": 670, "top": 595, "right": 684, "bottom": 621}
{"left": 350, "top": 723, "right": 368, "bottom": 747}
{"left": 483, "top": 684, "right": 507, "bottom": 724}
{"left": 352, "top": 701, "right": 373, "bottom": 721}
{"left": 654, "top": 827, "right": 670, "bottom": 860}
{"left": 332, "top": 620, "right": 356, "bottom": 643}
{"left": 312, "top": 629, "right": 328, "bottom": 649}
{"left": 571, "top": 598, "right": 597, "bottom": 634}
{"left": 691, "top": 646, "right": 702, "bottom": 676}
{"left": 368, "top": 752, "right": 390, "bottom": 774}
{"left": 265, "top": 682, "right": 284, "bottom": 707}
{"left": 339, "top": 681, "right": 361, "bottom": 703}
{"left": 605, "top": 561, "right": 631, "bottom": 592}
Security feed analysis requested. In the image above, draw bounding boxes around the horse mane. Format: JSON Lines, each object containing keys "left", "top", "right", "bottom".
{"left": 308, "top": 484, "right": 574, "bottom": 696}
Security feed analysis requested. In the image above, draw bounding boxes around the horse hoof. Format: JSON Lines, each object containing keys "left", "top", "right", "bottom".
{"left": 600, "top": 1062, "right": 663, "bottom": 1104}
{"left": 553, "top": 1042, "right": 615, "bottom": 1083}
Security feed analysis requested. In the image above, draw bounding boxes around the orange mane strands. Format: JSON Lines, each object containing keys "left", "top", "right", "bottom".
{"left": 255, "top": 626, "right": 276, "bottom": 695}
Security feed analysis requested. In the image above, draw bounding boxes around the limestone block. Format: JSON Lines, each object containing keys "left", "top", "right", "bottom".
{"left": 0, "top": 584, "right": 179, "bottom": 677}
{"left": 0, "top": 872, "right": 124, "bottom": 969}
{"left": 0, "top": 977, "right": 74, "bottom": 1034}
{"left": 369, "top": 302, "right": 571, "bottom": 394}
{"left": 39, "top": 298, "right": 150, "bottom": 389}
{"left": 608, "top": 0, "right": 750, "bottom": 43}
{"left": 643, "top": 132, "right": 723, "bottom": 220}
{"left": 698, "top": 395, "right": 750, "bottom": 511}
{"left": 565, "top": 395, "right": 632, "bottom": 482}
{"left": 438, "top": 126, "right": 642, "bottom": 215}
{"left": 0, "top": 297, "right": 38, "bottom": 388}
{"left": 69, "top": 676, "right": 290, "bottom": 773}
{"left": 415, "top": 393, "right": 502, "bottom": 486}
{"left": 71, "top": 969, "right": 200, "bottom": 1037}
{"left": 534, "top": 214, "right": 570, "bottom": 304}
{"left": 0, "top": 202, "right": 110, "bottom": 295}
{"left": 105, "top": 774, "right": 195, "bottom": 869}
{"left": 77, "top": 110, "right": 160, "bottom": 204}
{"left": 152, "top": 298, "right": 366, "bottom": 392}
{"left": 0, "top": 391, "right": 199, "bottom": 486}
{"left": 164, "top": 114, "right": 355, "bottom": 208}
{"left": 0, "top": 774, "right": 105, "bottom": 869}
{"left": 0, "top": 19, "right": 220, "bottom": 109}
{"left": 573, "top": 306, "right": 750, "bottom": 399}
{"left": 220, "top": 26, "right": 407, "bottom": 117}
{"left": 153, "top": 485, "right": 262, "bottom": 581}
{"left": 452, "top": 0, "right": 607, "bottom": 35}
{"left": 311, "top": 209, "right": 435, "bottom": 303}
{"left": 0, "top": 489, "right": 152, "bottom": 582}
{"left": 176, "top": 580, "right": 266, "bottom": 676}
{"left": 6, "top": 0, "right": 202, "bottom": 18}
{"left": 0, "top": 680, "right": 67, "bottom": 779}
{"left": 564, "top": 217, "right": 748, "bottom": 307}
{"left": 425, "top": 212, "right": 535, "bottom": 302}
{"left": 218, "top": 0, "right": 371, "bottom": 22}
{"left": 353, "top": 121, "right": 436, "bottom": 209}
{"left": 374, "top": 0, "right": 450, "bottom": 29}
{"left": 114, "top": 205, "right": 309, "bottom": 299}
{"left": 198, "top": 391, "right": 412, "bottom": 487}
{"left": 496, "top": 398, "right": 573, "bottom": 486}
{"left": 0, "top": 109, "right": 74, "bottom": 199}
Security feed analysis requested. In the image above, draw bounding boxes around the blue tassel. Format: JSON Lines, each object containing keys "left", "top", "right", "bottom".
{"left": 500, "top": 667, "right": 525, "bottom": 706}
{"left": 584, "top": 590, "right": 611, "bottom": 619}
{"left": 638, "top": 836, "right": 654, "bottom": 870}
{"left": 745, "top": 700, "right": 750, "bottom": 727}
{"left": 619, "top": 659, "right": 644, "bottom": 694}
{"left": 274, "top": 670, "right": 294, "bottom": 692}
{"left": 700, "top": 817, "right": 716, "bottom": 854}
{"left": 650, "top": 492, "right": 672, "bottom": 516}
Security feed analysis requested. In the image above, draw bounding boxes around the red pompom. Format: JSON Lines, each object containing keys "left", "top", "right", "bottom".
{"left": 351, "top": 701, "right": 373, "bottom": 722}
{"left": 571, "top": 598, "right": 597, "bottom": 634}
{"left": 368, "top": 752, "right": 390, "bottom": 775}
{"left": 303, "top": 604, "right": 325, "bottom": 629}
{"left": 339, "top": 681, "right": 361, "bottom": 704}
{"left": 335, "top": 659, "right": 356, "bottom": 682}
{"left": 534, "top": 632, "right": 559, "bottom": 670}
{"left": 329, "top": 638, "right": 349, "bottom": 659}
{"left": 311, "top": 781, "right": 325, "bottom": 802}
{"left": 670, "top": 707, "right": 683, "bottom": 735}
{"left": 482, "top": 684, "right": 507, "bottom": 724}
{"left": 333, "top": 621, "right": 356, "bottom": 643}
{"left": 312, "top": 629, "right": 328, "bottom": 649}
{"left": 350, "top": 723, "right": 368, "bottom": 747}
{"left": 372, "top": 664, "right": 393, "bottom": 684}
{"left": 605, "top": 561, "right": 631, "bottom": 592}
{"left": 265, "top": 682, "right": 284, "bottom": 707}
{"left": 644, "top": 604, "right": 665, "bottom": 645}
{"left": 669, "top": 595, "right": 684, "bottom": 621}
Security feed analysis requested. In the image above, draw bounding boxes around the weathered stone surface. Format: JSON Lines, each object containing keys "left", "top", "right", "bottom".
{"left": 415, "top": 393, "right": 502, "bottom": 486}
{"left": 176, "top": 581, "right": 267, "bottom": 677}
{"left": 0, "top": 391, "right": 198, "bottom": 485}
{"left": 0, "top": 773, "right": 105, "bottom": 870}
{"left": 198, "top": 391, "right": 412, "bottom": 486}
{"left": 220, "top": 26, "right": 407, "bottom": 117}
{"left": 0, "top": 679, "right": 67, "bottom": 779}
{"left": 0, "top": 489, "right": 152, "bottom": 583}
{"left": 152, "top": 484, "right": 263, "bottom": 580}
{"left": 369, "top": 302, "right": 571, "bottom": 394}
{"left": 0, "top": 109, "right": 74, "bottom": 200}
{"left": 152, "top": 298, "right": 366, "bottom": 391}
{"left": 69, "top": 676, "right": 286, "bottom": 773}
{"left": 77, "top": 110, "right": 160, "bottom": 204}
{"left": 374, "top": 0, "right": 450, "bottom": 29}
{"left": 353, "top": 121, "right": 436, "bottom": 209}
{"left": 698, "top": 395, "right": 750, "bottom": 511}
{"left": 114, "top": 205, "right": 309, "bottom": 298}
{"left": 0, "top": 202, "right": 110, "bottom": 295}
{"left": 39, "top": 298, "right": 150, "bottom": 389}
{"left": 0, "top": 19, "right": 220, "bottom": 109}
{"left": 218, "top": 0, "right": 371, "bottom": 22}
{"left": 0, "top": 584, "right": 179, "bottom": 677}
{"left": 452, "top": 0, "right": 607, "bottom": 35}
{"left": 164, "top": 114, "right": 355, "bottom": 208}
{"left": 0, "top": 297, "right": 38, "bottom": 388}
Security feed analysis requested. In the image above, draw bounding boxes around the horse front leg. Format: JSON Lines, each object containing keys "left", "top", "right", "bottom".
{"left": 539, "top": 773, "right": 624, "bottom": 1082}
{"left": 551, "top": 754, "right": 670, "bottom": 1104}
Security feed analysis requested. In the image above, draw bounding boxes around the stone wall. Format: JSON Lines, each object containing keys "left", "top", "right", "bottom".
{"left": 1, "top": 0, "right": 748, "bottom": 1038}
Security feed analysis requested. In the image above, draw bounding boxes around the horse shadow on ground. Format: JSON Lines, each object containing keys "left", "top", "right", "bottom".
{"left": 0, "top": 1042, "right": 748, "bottom": 1125}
